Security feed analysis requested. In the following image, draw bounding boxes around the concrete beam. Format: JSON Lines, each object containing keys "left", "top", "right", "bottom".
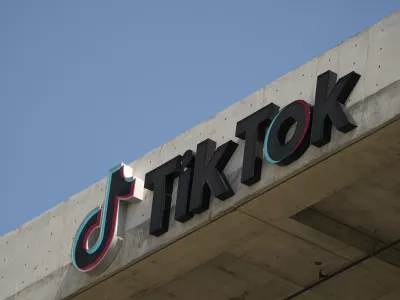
{"left": 293, "top": 208, "right": 400, "bottom": 267}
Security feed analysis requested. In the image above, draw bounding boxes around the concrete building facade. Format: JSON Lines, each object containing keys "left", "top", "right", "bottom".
{"left": 2, "top": 10, "right": 400, "bottom": 300}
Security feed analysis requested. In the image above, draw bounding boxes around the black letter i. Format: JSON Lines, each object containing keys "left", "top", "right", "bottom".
{"left": 175, "top": 150, "right": 195, "bottom": 223}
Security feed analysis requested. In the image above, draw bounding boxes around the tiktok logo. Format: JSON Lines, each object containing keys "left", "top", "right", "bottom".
{"left": 72, "top": 163, "right": 144, "bottom": 274}
{"left": 71, "top": 70, "right": 360, "bottom": 275}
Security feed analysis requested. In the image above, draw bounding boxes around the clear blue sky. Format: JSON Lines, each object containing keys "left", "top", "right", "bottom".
{"left": 0, "top": 1, "right": 398, "bottom": 235}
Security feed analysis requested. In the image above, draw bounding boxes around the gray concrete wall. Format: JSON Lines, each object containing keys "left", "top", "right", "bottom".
{"left": 1, "top": 10, "right": 400, "bottom": 300}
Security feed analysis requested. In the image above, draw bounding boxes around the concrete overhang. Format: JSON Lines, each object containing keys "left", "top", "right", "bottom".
{"left": 71, "top": 117, "right": 400, "bottom": 300}
{"left": 2, "top": 10, "right": 400, "bottom": 300}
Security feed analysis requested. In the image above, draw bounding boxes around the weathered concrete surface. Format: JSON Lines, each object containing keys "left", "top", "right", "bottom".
{"left": 1, "top": 9, "right": 400, "bottom": 300}
{"left": 132, "top": 255, "right": 400, "bottom": 300}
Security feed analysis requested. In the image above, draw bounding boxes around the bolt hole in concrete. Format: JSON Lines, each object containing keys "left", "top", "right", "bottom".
{"left": 278, "top": 118, "right": 297, "bottom": 144}
{"left": 314, "top": 261, "right": 322, "bottom": 266}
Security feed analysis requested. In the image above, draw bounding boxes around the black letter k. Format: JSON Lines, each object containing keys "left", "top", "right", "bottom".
{"left": 311, "top": 70, "right": 361, "bottom": 147}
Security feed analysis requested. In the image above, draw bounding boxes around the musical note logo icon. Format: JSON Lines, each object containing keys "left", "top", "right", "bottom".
{"left": 72, "top": 163, "right": 143, "bottom": 274}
